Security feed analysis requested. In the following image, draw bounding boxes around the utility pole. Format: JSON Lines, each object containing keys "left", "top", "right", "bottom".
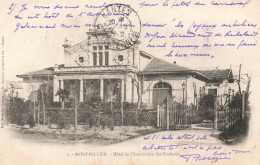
{"left": 37, "top": 104, "right": 40, "bottom": 127}
{"left": 238, "top": 64, "right": 242, "bottom": 97}
{"left": 1, "top": 94, "right": 4, "bottom": 128}
{"left": 32, "top": 85, "right": 36, "bottom": 122}
{"left": 213, "top": 96, "right": 218, "bottom": 130}
{"left": 41, "top": 88, "right": 45, "bottom": 125}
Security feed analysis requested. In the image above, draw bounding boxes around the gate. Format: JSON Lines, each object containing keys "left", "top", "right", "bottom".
{"left": 213, "top": 94, "right": 245, "bottom": 131}
{"left": 217, "top": 107, "right": 240, "bottom": 131}
{"left": 157, "top": 96, "right": 193, "bottom": 130}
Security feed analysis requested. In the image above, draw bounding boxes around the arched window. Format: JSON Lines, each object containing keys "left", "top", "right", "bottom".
{"left": 153, "top": 82, "right": 172, "bottom": 89}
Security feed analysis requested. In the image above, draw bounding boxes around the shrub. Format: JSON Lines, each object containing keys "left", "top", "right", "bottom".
{"left": 219, "top": 118, "right": 249, "bottom": 144}
{"left": 195, "top": 95, "right": 214, "bottom": 122}
{"left": 8, "top": 97, "right": 30, "bottom": 125}
{"left": 87, "top": 113, "right": 99, "bottom": 128}
{"left": 49, "top": 102, "right": 62, "bottom": 108}
{"left": 27, "top": 115, "right": 35, "bottom": 128}
{"left": 137, "top": 111, "right": 156, "bottom": 126}
{"left": 230, "top": 93, "right": 242, "bottom": 109}
{"left": 100, "top": 115, "right": 114, "bottom": 130}
{"left": 56, "top": 110, "right": 74, "bottom": 129}
{"left": 124, "top": 102, "right": 137, "bottom": 110}
{"left": 17, "top": 114, "right": 28, "bottom": 128}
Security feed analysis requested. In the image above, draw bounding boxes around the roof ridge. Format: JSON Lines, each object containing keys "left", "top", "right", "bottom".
{"left": 198, "top": 69, "right": 232, "bottom": 80}
{"left": 153, "top": 57, "right": 191, "bottom": 70}
{"left": 216, "top": 68, "right": 230, "bottom": 77}
{"left": 142, "top": 57, "right": 191, "bottom": 72}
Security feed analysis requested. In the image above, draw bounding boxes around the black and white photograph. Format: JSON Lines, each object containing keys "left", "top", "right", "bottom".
{"left": 0, "top": 0, "right": 259, "bottom": 164}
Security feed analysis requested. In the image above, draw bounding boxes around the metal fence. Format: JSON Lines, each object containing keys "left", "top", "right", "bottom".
{"left": 157, "top": 97, "right": 194, "bottom": 130}
{"left": 40, "top": 107, "right": 157, "bottom": 129}
{"left": 217, "top": 107, "right": 241, "bottom": 131}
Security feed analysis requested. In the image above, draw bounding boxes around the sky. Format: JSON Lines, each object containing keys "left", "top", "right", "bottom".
{"left": 1, "top": 1, "right": 260, "bottom": 163}
{"left": 0, "top": 0, "right": 258, "bottom": 88}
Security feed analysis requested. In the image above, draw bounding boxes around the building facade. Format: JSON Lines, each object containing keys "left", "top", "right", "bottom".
{"left": 17, "top": 30, "right": 234, "bottom": 109}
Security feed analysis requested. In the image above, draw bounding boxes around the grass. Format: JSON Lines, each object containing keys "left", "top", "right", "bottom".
{"left": 219, "top": 119, "right": 249, "bottom": 144}
{"left": 8, "top": 124, "right": 162, "bottom": 145}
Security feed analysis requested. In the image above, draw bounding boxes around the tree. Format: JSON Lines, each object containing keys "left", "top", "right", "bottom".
{"left": 127, "top": 72, "right": 153, "bottom": 110}
{"left": 7, "top": 96, "right": 33, "bottom": 127}
{"left": 217, "top": 65, "right": 251, "bottom": 111}
{"left": 126, "top": 72, "right": 153, "bottom": 125}
{"left": 230, "top": 92, "right": 242, "bottom": 109}
{"left": 37, "top": 82, "right": 54, "bottom": 125}
{"left": 56, "top": 88, "right": 69, "bottom": 109}
{"left": 231, "top": 65, "right": 251, "bottom": 111}
{"left": 197, "top": 94, "right": 214, "bottom": 121}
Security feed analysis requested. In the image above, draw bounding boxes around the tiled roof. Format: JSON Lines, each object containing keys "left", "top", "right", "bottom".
{"left": 198, "top": 69, "right": 232, "bottom": 80}
{"left": 142, "top": 57, "right": 191, "bottom": 73}
{"left": 17, "top": 65, "right": 64, "bottom": 78}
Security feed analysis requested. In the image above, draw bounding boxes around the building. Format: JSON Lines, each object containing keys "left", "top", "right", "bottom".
{"left": 4, "top": 81, "right": 24, "bottom": 99}
{"left": 17, "top": 30, "right": 234, "bottom": 109}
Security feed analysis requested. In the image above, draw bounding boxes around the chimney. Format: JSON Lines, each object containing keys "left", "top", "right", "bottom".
{"left": 62, "top": 38, "right": 71, "bottom": 48}
{"left": 54, "top": 64, "right": 59, "bottom": 69}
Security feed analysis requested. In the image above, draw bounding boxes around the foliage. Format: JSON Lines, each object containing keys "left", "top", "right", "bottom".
{"left": 37, "top": 82, "right": 54, "bottom": 106}
{"left": 230, "top": 92, "right": 242, "bottom": 109}
{"left": 199, "top": 94, "right": 214, "bottom": 109}
{"left": 56, "top": 88, "right": 69, "bottom": 102}
{"left": 7, "top": 97, "right": 38, "bottom": 127}
{"left": 100, "top": 114, "right": 114, "bottom": 130}
{"left": 27, "top": 115, "right": 35, "bottom": 128}
{"left": 17, "top": 114, "right": 28, "bottom": 127}
{"left": 56, "top": 110, "right": 74, "bottom": 129}
{"left": 49, "top": 102, "right": 62, "bottom": 108}
{"left": 136, "top": 110, "right": 156, "bottom": 126}
{"left": 194, "top": 94, "right": 215, "bottom": 122}
{"left": 219, "top": 118, "right": 249, "bottom": 144}
{"left": 8, "top": 97, "right": 29, "bottom": 124}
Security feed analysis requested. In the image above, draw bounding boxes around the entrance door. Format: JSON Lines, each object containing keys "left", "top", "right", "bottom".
{"left": 153, "top": 82, "right": 172, "bottom": 108}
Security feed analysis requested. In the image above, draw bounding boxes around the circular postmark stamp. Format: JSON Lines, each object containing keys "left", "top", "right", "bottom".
{"left": 94, "top": 4, "right": 141, "bottom": 51}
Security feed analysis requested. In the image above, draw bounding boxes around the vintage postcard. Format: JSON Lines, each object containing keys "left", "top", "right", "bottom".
{"left": 0, "top": 0, "right": 260, "bottom": 164}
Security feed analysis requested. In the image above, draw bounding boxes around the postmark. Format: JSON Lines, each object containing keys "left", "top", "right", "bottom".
{"left": 94, "top": 4, "right": 141, "bottom": 51}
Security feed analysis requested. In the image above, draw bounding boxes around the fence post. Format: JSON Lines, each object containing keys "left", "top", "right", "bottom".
{"left": 166, "top": 96, "right": 170, "bottom": 130}
{"left": 157, "top": 105, "right": 160, "bottom": 127}
{"left": 213, "top": 95, "right": 218, "bottom": 130}
{"left": 220, "top": 95, "right": 223, "bottom": 106}
{"left": 1, "top": 97, "right": 4, "bottom": 128}
{"left": 41, "top": 90, "right": 46, "bottom": 125}
{"left": 242, "top": 91, "right": 245, "bottom": 120}
{"left": 37, "top": 105, "right": 40, "bottom": 127}
{"left": 98, "top": 108, "right": 101, "bottom": 129}
{"left": 121, "top": 102, "right": 124, "bottom": 126}
{"left": 74, "top": 105, "right": 77, "bottom": 132}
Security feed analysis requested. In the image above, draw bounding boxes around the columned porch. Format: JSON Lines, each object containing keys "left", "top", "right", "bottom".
{"left": 53, "top": 74, "right": 133, "bottom": 104}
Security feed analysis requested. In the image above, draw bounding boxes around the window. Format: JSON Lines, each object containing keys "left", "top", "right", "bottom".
{"left": 105, "top": 52, "right": 109, "bottom": 65}
{"left": 154, "top": 82, "right": 172, "bottom": 89}
{"left": 208, "top": 89, "right": 217, "bottom": 95}
{"left": 93, "top": 52, "right": 97, "bottom": 66}
{"left": 118, "top": 55, "right": 124, "bottom": 62}
{"left": 92, "top": 45, "right": 109, "bottom": 66}
{"left": 99, "top": 52, "right": 103, "bottom": 66}
{"left": 79, "top": 57, "right": 84, "bottom": 63}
